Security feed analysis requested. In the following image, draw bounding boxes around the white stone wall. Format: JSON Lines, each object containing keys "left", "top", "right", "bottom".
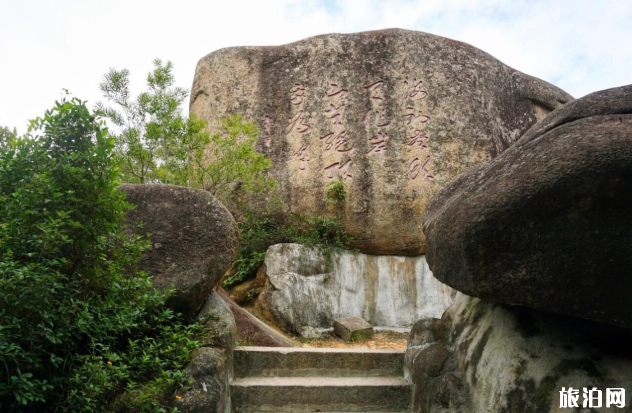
{"left": 263, "top": 243, "right": 456, "bottom": 337}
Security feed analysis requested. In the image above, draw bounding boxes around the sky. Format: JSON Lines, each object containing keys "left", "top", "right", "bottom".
{"left": 1, "top": 0, "right": 631, "bottom": 133}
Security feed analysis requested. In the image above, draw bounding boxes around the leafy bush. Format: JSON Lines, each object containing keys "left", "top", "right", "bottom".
{"left": 224, "top": 183, "right": 353, "bottom": 289}
{"left": 325, "top": 180, "right": 347, "bottom": 208}
{"left": 189, "top": 114, "right": 276, "bottom": 202}
{"left": 0, "top": 99, "right": 202, "bottom": 413}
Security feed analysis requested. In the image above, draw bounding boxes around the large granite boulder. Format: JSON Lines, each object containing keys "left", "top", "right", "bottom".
{"left": 256, "top": 243, "right": 455, "bottom": 337}
{"left": 424, "top": 85, "right": 632, "bottom": 329}
{"left": 190, "top": 28, "right": 572, "bottom": 256}
{"left": 121, "top": 184, "right": 239, "bottom": 319}
{"left": 405, "top": 294, "right": 632, "bottom": 413}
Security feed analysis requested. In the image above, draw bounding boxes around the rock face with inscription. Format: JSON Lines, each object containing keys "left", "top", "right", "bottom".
{"left": 190, "top": 29, "right": 572, "bottom": 255}
{"left": 423, "top": 85, "right": 632, "bottom": 329}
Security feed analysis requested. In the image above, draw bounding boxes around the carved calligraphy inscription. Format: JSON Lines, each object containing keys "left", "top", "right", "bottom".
{"left": 321, "top": 82, "right": 353, "bottom": 179}
{"left": 402, "top": 78, "right": 434, "bottom": 181}
{"left": 278, "top": 76, "right": 436, "bottom": 182}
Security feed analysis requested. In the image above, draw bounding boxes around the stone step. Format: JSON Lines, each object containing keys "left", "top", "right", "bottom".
{"left": 231, "top": 376, "right": 411, "bottom": 413}
{"left": 234, "top": 346, "right": 405, "bottom": 378}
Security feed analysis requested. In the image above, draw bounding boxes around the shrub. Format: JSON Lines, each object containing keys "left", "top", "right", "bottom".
{"left": 224, "top": 184, "right": 353, "bottom": 289}
{"left": 0, "top": 99, "right": 202, "bottom": 413}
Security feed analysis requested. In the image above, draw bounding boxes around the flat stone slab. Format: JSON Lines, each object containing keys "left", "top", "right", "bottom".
{"left": 334, "top": 317, "right": 374, "bottom": 341}
{"left": 234, "top": 346, "right": 404, "bottom": 378}
{"left": 231, "top": 376, "right": 410, "bottom": 412}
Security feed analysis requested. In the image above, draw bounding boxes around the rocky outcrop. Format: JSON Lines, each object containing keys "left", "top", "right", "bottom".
{"left": 176, "top": 291, "right": 236, "bottom": 413}
{"left": 406, "top": 294, "right": 632, "bottom": 413}
{"left": 121, "top": 184, "right": 239, "bottom": 319}
{"left": 423, "top": 85, "right": 632, "bottom": 329}
{"left": 257, "top": 243, "right": 455, "bottom": 337}
{"left": 217, "top": 288, "right": 295, "bottom": 347}
{"left": 190, "top": 28, "right": 572, "bottom": 256}
{"left": 175, "top": 347, "right": 231, "bottom": 413}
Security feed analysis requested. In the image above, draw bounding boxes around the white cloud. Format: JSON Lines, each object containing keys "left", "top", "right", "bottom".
{"left": 1, "top": 0, "right": 630, "bottom": 132}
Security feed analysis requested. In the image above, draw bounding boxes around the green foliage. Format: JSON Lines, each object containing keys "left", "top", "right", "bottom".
{"left": 97, "top": 59, "right": 210, "bottom": 185}
{"left": 224, "top": 204, "right": 353, "bottom": 289}
{"left": 325, "top": 180, "right": 347, "bottom": 208}
{"left": 189, "top": 114, "right": 276, "bottom": 202}
{"left": 98, "top": 61, "right": 274, "bottom": 206}
{"left": 0, "top": 99, "right": 202, "bottom": 413}
{"left": 0, "top": 125, "right": 18, "bottom": 152}
{"left": 246, "top": 289, "right": 259, "bottom": 301}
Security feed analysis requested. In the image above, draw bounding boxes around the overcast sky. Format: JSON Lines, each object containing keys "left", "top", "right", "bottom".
{"left": 1, "top": 0, "right": 631, "bottom": 133}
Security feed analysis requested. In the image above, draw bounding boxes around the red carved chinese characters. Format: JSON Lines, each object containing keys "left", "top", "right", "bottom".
{"left": 403, "top": 78, "right": 428, "bottom": 100}
{"left": 408, "top": 156, "right": 434, "bottom": 181}
{"left": 407, "top": 130, "right": 429, "bottom": 149}
{"left": 293, "top": 143, "right": 310, "bottom": 171}
{"left": 403, "top": 78, "right": 434, "bottom": 181}
{"left": 320, "top": 131, "right": 355, "bottom": 152}
{"left": 286, "top": 110, "right": 312, "bottom": 135}
{"left": 368, "top": 131, "right": 389, "bottom": 157}
{"left": 363, "top": 108, "right": 391, "bottom": 128}
{"left": 287, "top": 83, "right": 311, "bottom": 136}
{"left": 404, "top": 107, "right": 431, "bottom": 126}
{"left": 325, "top": 102, "right": 346, "bottom": 126}
{"left": 324, "top": 83, "right": 349, "bottom": 99}
{"left": 364, "top": 79, "right": 392, "bottom": 157}
{"left": 324, "top": 159, "right": 353, "bottom": 180}
{"left": 321, "top": 82, "right": 353, "bottom": 179}
{"left": 290, "top": 84, "right": 306, "bottom": 106}
{"left": 365, "top": 80, "right": 385, "bottom": 101}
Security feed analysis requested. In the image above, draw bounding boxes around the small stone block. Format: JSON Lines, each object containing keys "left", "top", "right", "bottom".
{"left": 333, "top": 316, "right": 374, "bottom": 341}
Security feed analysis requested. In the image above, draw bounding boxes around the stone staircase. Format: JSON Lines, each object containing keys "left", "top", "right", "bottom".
{"left": 231, "top": 346, "right": 411, "bottom": 413}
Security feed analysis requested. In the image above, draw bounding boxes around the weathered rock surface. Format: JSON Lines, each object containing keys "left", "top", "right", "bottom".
{"left": 256, "top": 243, "right": 455, "bottom": 337}
{"left": 406, "top": 294, "right": 632, "bottom": 413}
{"left": 424, "top": 85, "right": 632, "bottom": 329}
{"left": 333, "top": 316, "right": 374, "bottom": 341}
{"left": 217, "top": 288, "right": 296, "bottom": 347}
{"left": 196, "top": 291, "right": 236, "bottom": 350}
{"left": 190, "top": 28, "right": 572, "bottom": 255}
{"left": 120, "top": 184, "right": 239, "bottom": 319}
{"left": 175, "top": 291, "right": 236, "bottom": 413}
{"left": 175, "top": 347, "right": 231, "bottom": 413}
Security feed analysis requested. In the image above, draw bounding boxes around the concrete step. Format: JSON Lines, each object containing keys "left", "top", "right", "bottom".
{"left": 231, "top": 376, "right": 411, "bottom": 413}
{"left": 234, "top": 346, "right": 405, "bottom": 378}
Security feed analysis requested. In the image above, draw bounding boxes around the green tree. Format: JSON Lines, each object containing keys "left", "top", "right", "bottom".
{"left": 97, "top": 59, "right": 209, "bottom": 185}
{"left": 189, "top": 114, "right": 276, "bottom": 200}
{"left": 0, "top": 125, "right": 18, "bottom": 152}
{"left": 0, "top": 98, "right": 201, "bottom": 413}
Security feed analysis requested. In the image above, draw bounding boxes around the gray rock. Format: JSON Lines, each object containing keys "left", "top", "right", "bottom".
{"left": 424, "top": 84, "right": 632, "bottom": 329}
{"left": 175, "top": 347, "right": 230, "bottom": 413}
{"left": 196, "top": 291, "right": 237, "bottom": 379}
{"left": 196, "top": 291, "right": 236, "bottom": 349}
{"left": 120, "top": 184, "right": 239, "bottom": 319}
{"left": 217, "top": 288, "right": 296, "bottom": 347}
{"left": 333, "top": 316, "right": 374, "bottom": 341}
{"left": 406, "top": 293, "right": 632, "bottom": 413}
{"left": 256, "top": 243, "right": 455, "bottom": 337}
{"left": 190, "top": 28, "right": 572, "bottom": 256}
